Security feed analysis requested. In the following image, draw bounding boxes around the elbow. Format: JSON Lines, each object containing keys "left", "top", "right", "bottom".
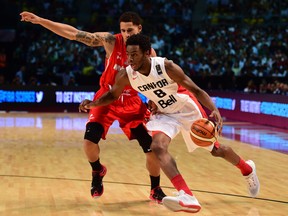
{"left": 111, "top": 94, "right": 119, "bottom": 101}
{"left": 107, "top": 91, "right": 119, "bottom": 102}
{"left": 69, "top": 35, "right": 76, "bottom": 41}
{"left": 66, "top": 28, "right": 79, "bottom": 41}
{"left": 68, "top": 30, "right": 78, "bottom": 40}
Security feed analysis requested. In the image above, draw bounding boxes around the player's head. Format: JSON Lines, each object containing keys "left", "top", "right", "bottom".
{"left": 126, "top": 34, "right": 151, "bottom": 71}
{"left": 119, "top": 12, "right": 143, "bottom": 43}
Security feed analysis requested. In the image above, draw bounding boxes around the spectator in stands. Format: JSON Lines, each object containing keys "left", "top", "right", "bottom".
{"left": 0, "top": 49, "right": 7, "bottom": 68}
{"left": 3, "top": 0, "right": 286, "bottom": 94}
{"left": 231, "top": 61, "right": 242, "bottom": 76}
{"left": 15, "top": 65, "right": 26, "bottom": 85}
{"left": 258, "top": 79, "right": 268, "bottom": 94}
{"left": 0, "top": 73, "right": 8, "bottom": 85}
{"left": 27, "top": 75, "right": 39, "bottom": 86}
{"left": 244, "top": 79, "right": 257, "bottom": 93}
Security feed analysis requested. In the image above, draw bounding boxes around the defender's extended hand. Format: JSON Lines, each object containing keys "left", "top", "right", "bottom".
{"left": 20, "top": 11, "right": 41, "bottom": 24}
{"left": 79, "top": 99, "right": 93, "bottom": 113}
{"left": 83, "top": 101, "right": 99, "bottom": 110}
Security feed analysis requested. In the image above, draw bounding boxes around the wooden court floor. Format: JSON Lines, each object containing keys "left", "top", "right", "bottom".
{"left": 0, "top": 113, "right": 287, "bottom": 216}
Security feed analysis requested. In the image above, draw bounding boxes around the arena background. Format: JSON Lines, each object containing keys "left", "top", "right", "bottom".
{"left": 0, "top": 0, "right": 287, "bottom": 129}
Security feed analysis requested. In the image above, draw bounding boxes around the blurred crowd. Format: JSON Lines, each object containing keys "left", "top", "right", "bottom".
{"left": 0, "top": 0, "right": 287, "bottom": 95}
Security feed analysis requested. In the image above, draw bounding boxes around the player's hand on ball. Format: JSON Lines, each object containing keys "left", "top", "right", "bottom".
{"left": 79, "top": 99, "right": 93, "bottom": 112}
{"left": 209, "top": 109, "right": 223, "bottom": 135}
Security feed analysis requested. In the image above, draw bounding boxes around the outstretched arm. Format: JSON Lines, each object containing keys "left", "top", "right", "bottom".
{"left": 79, "top": 69, "right": 130, "bottom": 112}
{"left": 165, "top": 59, "right": 223, "bottom": 132}
{"left": 20, "top": 11, "right": 115, "bottom": 52}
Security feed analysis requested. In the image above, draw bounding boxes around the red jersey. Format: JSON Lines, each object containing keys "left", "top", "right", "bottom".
{"left": 89, "top": 33, "right": 148, "bottom": 140}
{"left": 98, "top": 33, "right": 138, "bottom": 97}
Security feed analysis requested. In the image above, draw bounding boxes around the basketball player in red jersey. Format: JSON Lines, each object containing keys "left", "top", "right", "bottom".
{"left": 81, "top": 34, "right": 260, "bottom": 213}
{"left": 20, "top": 11, "right": 166, "bottom": 202}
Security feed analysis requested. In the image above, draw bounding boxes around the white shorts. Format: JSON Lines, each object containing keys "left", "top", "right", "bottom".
{"left": 146, "top": 98, "right": 214, "bottom": 152}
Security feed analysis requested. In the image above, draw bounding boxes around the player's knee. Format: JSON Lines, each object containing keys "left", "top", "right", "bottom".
{"left": 150, "top": 141, "right": 166, "bottom": 156}
{"left": 84, "top": 122, "right": 104, "bottom": 144}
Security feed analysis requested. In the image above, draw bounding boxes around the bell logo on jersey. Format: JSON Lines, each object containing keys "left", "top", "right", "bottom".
{"left": 158, "top": 95, "right": 177, "bottom": 108}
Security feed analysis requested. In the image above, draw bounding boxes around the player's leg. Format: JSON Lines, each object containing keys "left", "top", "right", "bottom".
{"left": 151, "top": 131, "right": 201, "bottom": 213}
{"left": 147, "top": 113, "right": 201, "bottom": 212}
{"left": 182, "top": 96, "right": 259, "bottom": 198}
{"left": 84, "top": 121, "right": 107, "bottom": 198}
{"left": 130, "top": 123, "right": 166, "bottom": 203}
{"left": 211, "top": 143, "right": 260, "bottom": 197}
{"left": 118, "top": 95, "right": 167, "bottom": 203}
{"left": 84, "top": 105, "right": 113, "bottom": 199}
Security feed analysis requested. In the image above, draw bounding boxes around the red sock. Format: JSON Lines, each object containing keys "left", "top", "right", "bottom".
{"left": 171, "top": 174, "right": 193, "bottom": 195}
{"left": 236, "top": 159, "right": 252, "bottom": 176}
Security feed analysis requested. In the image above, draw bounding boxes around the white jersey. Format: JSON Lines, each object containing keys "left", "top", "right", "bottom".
{"left": 127, "top": 57, "right": 192, "bottom": 113}
{"left": 126, "top": 57, "right": 214, "bottom": 152}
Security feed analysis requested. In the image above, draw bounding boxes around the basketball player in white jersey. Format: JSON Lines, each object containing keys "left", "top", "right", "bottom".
{"left": 80, "top": 34, "right": 260, "bottom": 213}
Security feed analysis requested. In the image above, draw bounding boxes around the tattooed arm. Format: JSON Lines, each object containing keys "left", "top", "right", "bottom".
{"left": 20, "top": 11, "right": 116, "bottom": 53}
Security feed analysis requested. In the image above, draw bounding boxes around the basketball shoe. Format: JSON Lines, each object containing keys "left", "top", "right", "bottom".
{"left": 91, "top": 165, "right": 107, "bottom": 198}
{"left": 149, "top": 186, "right": 166, "bottom": 204}
{"left": 162, "top": 190, "right": 201, "bottom": 213}
{"left": 245, "top": 160, "right": 260, "bottom": 198}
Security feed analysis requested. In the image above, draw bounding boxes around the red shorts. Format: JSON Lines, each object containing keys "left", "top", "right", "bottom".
{"left": 87, "top": 87, "right": 149, "bottom": 140}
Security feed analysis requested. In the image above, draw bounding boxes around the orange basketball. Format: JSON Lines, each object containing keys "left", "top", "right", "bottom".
{"left": 190, "top": 118, "right": 217, "bottom": 147}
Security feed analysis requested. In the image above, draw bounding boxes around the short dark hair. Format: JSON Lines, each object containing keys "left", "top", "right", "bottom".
{"left": 126, "top": 34, "right": 151, "bottom": 53}
{"left": 119, "top": 11, "right": 143, "bottom": 25}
